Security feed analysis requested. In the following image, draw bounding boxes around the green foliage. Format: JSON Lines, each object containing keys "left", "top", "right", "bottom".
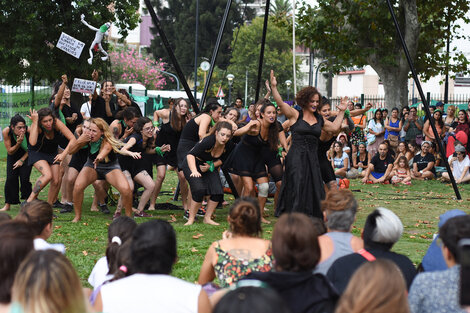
{"left": 146, "top": 0, "right": 255, "bottom": 78}
{"left": 228, "top": 16, "right": 300, "bottom": 103}
{"left": 269, "top": 0, "right": 294, "bottom": 21}
{"left": 296, "top": 0, "right": 470, "bottom": 80}
{"left": 0, "top": 0, "right": 140, "bottom": 85}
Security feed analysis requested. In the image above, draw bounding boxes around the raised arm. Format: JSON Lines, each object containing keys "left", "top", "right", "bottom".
{"left": 91, "top": 70, "right": 99, "bottom": 100}
{"left": 112, "top": 86, "right": 131, "bottom": 106}
{"left": 26, "top": 109, "right": 39, "bottom": 146}
{"left": 270, "top": 70, "right": 298, "bottom": 122}
{"left": 81, "top": 14, "right": 99, "bottom": 32}
{"left": 233, "top": 120, "right": 259, "bottom": 137}
{"left": 323, "top": 97, "right": 348, "bottom": 133}
{"left": 54, "top": 75, "right": 68, "bottom": 109}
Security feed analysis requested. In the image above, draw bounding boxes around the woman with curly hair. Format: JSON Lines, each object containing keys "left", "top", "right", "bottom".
{"left": 270, "top": 70, "right": 347, "bottom": 218}
{"left": 70, "top": 118, "right": 132, "bottom": 222}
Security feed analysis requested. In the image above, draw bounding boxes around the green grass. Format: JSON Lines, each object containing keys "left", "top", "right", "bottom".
{"left": 1, "top": 158, "right": 470, "bottom": 287}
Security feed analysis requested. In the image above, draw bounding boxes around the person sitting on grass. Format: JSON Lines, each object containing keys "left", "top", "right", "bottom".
{"left": 361, "top": 143, "right": 394, "bottom": 184}
{"left": 390, "top": 156, "right": 412, "bottom": 185}
{"left": 442, "top": 144, "right": 470, "bottom": 184}
{"left": 408, "top": 215, "right": 470, "bottom": 313}
{"left": 411, "top": 141, "right": 436, "bottom": 180}
{"left": 331, "top": 141, "right": 349, "bottom": 179}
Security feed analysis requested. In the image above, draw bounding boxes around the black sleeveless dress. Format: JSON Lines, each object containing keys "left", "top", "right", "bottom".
{"left": 276, "top": 110, "right": 325, "bottom": 218}
{"left": 318, "top": 137, "right": 336, "bottom": 184}
{"left": 177, "top": 117, "right": 202, "bottom": 170}
{"left": 28, "top": 129, "right": 61, "bottom": 165}
{"left": 155, "top": 113, "right": 182, "bottom": 168}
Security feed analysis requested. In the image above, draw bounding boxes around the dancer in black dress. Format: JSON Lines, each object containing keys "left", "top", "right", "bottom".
{"left": 183, "top": 121, "right": 234, "bottom": 225}
{"left": 149, "top": 98, "right": 191, "bottom": 210}
{"left": 270, "top": 70, "right": 347, "bottom": 218}
{"left": 1, "top": 115, "right": 32, "bottom": 211}
{"left": 26, "top": 108, "right": 76, "bottom": 204}
{"left": 226, "top": 100, "right": 279, "bottom": 223}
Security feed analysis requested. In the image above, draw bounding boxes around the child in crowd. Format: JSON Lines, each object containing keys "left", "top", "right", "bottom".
{"left": 391, "top": 156, "right": 412, "bottom": 185}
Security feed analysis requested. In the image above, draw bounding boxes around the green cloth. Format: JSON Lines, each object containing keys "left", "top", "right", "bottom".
{"left": 13, "top": 133, "right": 28, "bottom": 151}
{"left": 153, "top": 121, "right": 160, "bottom": 128}
{"left": 155, "top": 146, "right": 164, "bottom": 156}
{"left": 277, "top": 146, "right": 284, "bottom": 158}
{"left": 99, "top": 24, "right": 109, "bottom": 33}
{"left": 120, "top": 120, "right": 127, "bottom": 129}
{"left": 58, "top": 110, "right": 66, "bottom": 125}
{"left": 90, "top": 137, "right": 103, "bottom": 154}
{"left": 207, "top": 160, "right": 215, "bottom": 172}
{"left": 210, "top": 118, "right": 216, "bottom": 127}
{"left": 344, "top": 109, "right": 350, "bottom": 118}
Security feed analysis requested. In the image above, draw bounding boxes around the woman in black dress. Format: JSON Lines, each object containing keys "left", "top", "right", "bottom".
{"left": 183, "top": 121, "right": 234, "bottom": 225}
{"left": 1, "top": 115, "right": 32, "bottom": 211}
{"left": 270, "top": 70, "right": 347, "bottom": 218}
{"left": 26, "top": 108, "right": 76, "bottom": 204}
{"left": 149, "top": 98, "right": 191, "bottom": 210}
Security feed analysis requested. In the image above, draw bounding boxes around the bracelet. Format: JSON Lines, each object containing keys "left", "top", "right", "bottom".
{"left": 19, "top": 159, "right": 24, "bottom": 163}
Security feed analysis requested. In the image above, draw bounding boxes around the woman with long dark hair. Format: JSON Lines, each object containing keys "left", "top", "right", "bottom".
{"left": 149, "top": 98, "right": 191, "bottom": 211}
{"left": 1, "top": 115, "right": 32, "bottom": 211}
{"left": 26, "top": 108, "right": 76, "bottom": 204}
{"left": 270, "top": 70, "right": 346, "bottom": 218}
{"left": 367, "top": 109, "right": 385, "bottom": 156}
{"left": 225, "top": 100, "right": 279, "bottom": 223}
{"left": 183, "top": 121, "right": 235, "bottom": 225}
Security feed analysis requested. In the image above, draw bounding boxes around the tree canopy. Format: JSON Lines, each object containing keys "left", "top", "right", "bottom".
{"left": 146, "top": 0, "right": 255, "bottom": 79}
{"left": 227, "top": 16, "right": 300, "bottom": 103}
{"left": 0, "top": 0, "right": 140, "bottom": 85}
{"left": 297, "top": 0, "right": 470, "bottom": 109}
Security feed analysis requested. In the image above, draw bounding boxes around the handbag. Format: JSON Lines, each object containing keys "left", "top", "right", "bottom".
{"left": 388, "top": 134, "right": 399, "bottom": 147}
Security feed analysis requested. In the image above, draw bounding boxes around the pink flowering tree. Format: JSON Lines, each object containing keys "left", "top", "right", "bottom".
{"left": 110, "top": 48, "right": 168, "bottom": 90}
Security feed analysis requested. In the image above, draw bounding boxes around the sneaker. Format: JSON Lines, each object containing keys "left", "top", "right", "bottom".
{"left": 366, "top": 180, "right": 373, "bottom": 184}
{"left": 60, "top": 203, "right": 73, "bottom": 214}
{"left": 53, "top": 200, "right": 64, "bottom": 209}
{"left": 196, "top": 207, "right": 206, "bottom": 217}
{"left": 134, "top": 211, "right": 152, "bottom": 218}
{"left": 99, "top": 203, "right": 110, "bottom": 214}
{"left": 183, "top": 210, "right": 190, "bottom": 220}
{"left": 113, "top": 211, "right": 121, "bottom": 219}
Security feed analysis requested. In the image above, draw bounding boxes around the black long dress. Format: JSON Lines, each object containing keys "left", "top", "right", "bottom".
{"left": 275, "top": 110, "right": 325, "bottom": 218}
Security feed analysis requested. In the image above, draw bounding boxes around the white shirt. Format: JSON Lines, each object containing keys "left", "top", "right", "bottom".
{"left": 81, "top": 101, "right": 91, "bottom": 119}
{"left": 100, "top": 274, "right": 201, "bottom": 313}
{"left": 34, "top": 238, "right": 65, "bottom": 254}
{"left": 88, "top": 256, "right": 112, "bottom": 288}
{"left": 448, "top": 155, "right": 470, "bottom": 178}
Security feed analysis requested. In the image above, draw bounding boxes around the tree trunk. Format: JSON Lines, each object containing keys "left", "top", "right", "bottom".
{"left": 379, "top": 70, "right": 409, "bottom": 111}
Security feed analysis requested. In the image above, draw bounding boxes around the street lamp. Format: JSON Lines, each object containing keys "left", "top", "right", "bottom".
{"left": 285, "top": 80, "right": 292, "bottom": 101}
{"left": 227, "top": 74, "right": 234, "bottom": 106}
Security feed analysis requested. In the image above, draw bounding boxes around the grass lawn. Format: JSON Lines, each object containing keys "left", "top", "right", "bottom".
{"left": 1, "top": 146, "right": 469, "bottom": 286}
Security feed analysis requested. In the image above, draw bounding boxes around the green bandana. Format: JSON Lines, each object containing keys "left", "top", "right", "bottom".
{"left": 90, "top": 137, "right": 103, "bottom": 154}
{"left": 121, "top": 120, "right": 127, "bottom": 129}
{"left": 344, "top": 109, "right": 350, "bottom": 118}
{"left": 13, "top": 133, "right": 28, "bottom": 151}
{"left": 210, "top": 118, "right": 216, "bottom": 127}
{"left": 155, "top": 146, "right": 164, "bottom": 156}
{"left": 277, "top": 146, "right": 284, "bottom": 157}
{"left": 206, "top": 160, "right": 215, "bottom": 172}
{"left": 58, "top": 110, "right": 66, "bottom": 125}
{"left": 153, "top": 121, "right": 160, "bottom": 128}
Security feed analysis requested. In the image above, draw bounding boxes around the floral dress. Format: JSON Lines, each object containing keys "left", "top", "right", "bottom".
{"left": 214, "top": 241, "right": 273, "bottom": 288}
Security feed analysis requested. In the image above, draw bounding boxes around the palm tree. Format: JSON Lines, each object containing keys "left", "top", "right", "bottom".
{"left": 269, "top": 0, "right": 293, "bottom": 17}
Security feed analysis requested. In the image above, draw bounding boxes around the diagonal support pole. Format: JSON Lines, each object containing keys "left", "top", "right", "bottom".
{"left": 385, "top": 0, "right": 461, "bottom": 199}
{"left": 254, "top": 0, "right": 270, "bottom": 102}
{"left": 144, "top": 0, "right": 199, "bottom": 114}
{"left": 200, "top": 0, "right": 233, "bottom": 109}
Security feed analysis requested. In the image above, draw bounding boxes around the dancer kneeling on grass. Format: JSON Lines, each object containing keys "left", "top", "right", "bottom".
{"left": 118, "top": 117, "right": 170, "bottom": 218}
{"left": 183, "top": 121, "right": 235, "bottom": 226}
{"left": 26, "top": 108, "right": 76, "bottom": 204}
{"left": 70, "top": 118, "right": 132, "bottom": 222}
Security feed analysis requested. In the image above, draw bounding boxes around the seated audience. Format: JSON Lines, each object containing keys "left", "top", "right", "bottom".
{"left": 327, "top": 207, "right": 416, "bottom": 294}
{"left": 88, "top": 216, "right": 137, "bottom": 289}
{"left": 361, "top": 143, "right": 394, "bottom": 184}
{"left": 421, "top": 209, "right": 467, "bottom": 272}
{"left": 213, "top": 286, "right": 290, "bottom": 313}
{"left": 15, "top": 199, "right": 65, "bottom": 253}
{"left": 442, "top": 144, "right": 470, "bottom": 183}
{"left": 95, "top": 219, "right": 211, "bottom": 313}
{"left": 198, "top": 198, "right": 273, "bottom": 289}
{"left": 331, "top": 141, "right": 349, "bottom": 178}
{"left": 245, "top": 212, "right": 338, "bottom": 313}
{"left": 411, "top": 141, "right": 436, "bottom": 180}
{"left": 335, "top": 259, "right": 410, "bottom": 313}
{"left": 408, "top": 215, "right": 470, "bottom": 313}
{"left": 394, "top": 141, "right": 414, "bottom": 167}
{"left": 11, "top": 250, "right": 89, "bottom": 313}
{"left": 348, "top": 142, "right": 369, "bottom": 179}
{"left": 391, "top": 156, "right": 412, "bottom": 185}
{"left": 315, "top": 189, "right": 363, "bottom": 275}
{"left": 0, "top": 221, "right": 34, "bottom": 313}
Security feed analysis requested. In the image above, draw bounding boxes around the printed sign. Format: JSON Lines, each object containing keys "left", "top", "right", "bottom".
{"left": 56, "top": 32, "right": 85, "bottom": 59}
{"left": 72, "top": 78, "right": 97, "bottom": 94}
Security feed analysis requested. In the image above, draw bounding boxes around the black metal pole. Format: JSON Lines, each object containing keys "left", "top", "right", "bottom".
{"left": 194, "top": 0, "right": 199, "bottom": 101}
{"left": 144, "top": 0, "right": 199, "bottom": 114}
{"left": 222, "top": 169, "right": 239, "bottom": 198}
{"left": 254, "top": 0, "right": 270, "bottom": 103}
{"left": 444, "top": 22, "right": 450, "bottom": 104}
{"left": 200, "top": 0, "right": 233, "bottom": 110}
{"left": 385, "top": 0, "right": 461, "bottom": 200}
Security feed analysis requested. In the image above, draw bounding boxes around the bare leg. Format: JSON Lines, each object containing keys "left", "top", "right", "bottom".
{"left": 60, "top": 154, "right": 72, "bottom": 203}
{"left": 47, "top": 164, "right": 62, "bottom": 205}
{"left": 72, "top": 167, "right": 98, "bottom": 222}
{"left": 177, "top": 170, "right": 189, "bottom": 211}
{"left": 64, "top": 167, "right": 79, "bottom": 204}
{"left": 116, "top": 171, "right": 134, "bottom": 213}
{"left": 27, "top": 160, "right": 52, "bottom": 202}
{"left": 149, "top": 165, "right": 166, "bottom": 210}
{"left": 105, "top": 170, "right": 133, "bottom": 217}
{"left": 256, "top": 177, "right": 270, "bottom": 224}
{"left": 203, "top": 200, "right": 220, "bottom": 226}
{"left": 0, "top": 204, "right": 10, "bottom": 211}
{"left": 184, "top": 198, "right": 201, "bottom": 226}
{"left": 134, "top": 171, "right": 155, "bottom": 213}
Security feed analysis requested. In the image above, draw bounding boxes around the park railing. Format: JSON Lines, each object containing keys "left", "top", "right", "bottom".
{"left": 0, "top": 80, "right": 52, "bottom": 128}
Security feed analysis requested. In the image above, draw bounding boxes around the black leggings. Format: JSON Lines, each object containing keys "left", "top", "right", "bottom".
{"left": 5, "top": 155, "right": 32, "bottom": 204}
